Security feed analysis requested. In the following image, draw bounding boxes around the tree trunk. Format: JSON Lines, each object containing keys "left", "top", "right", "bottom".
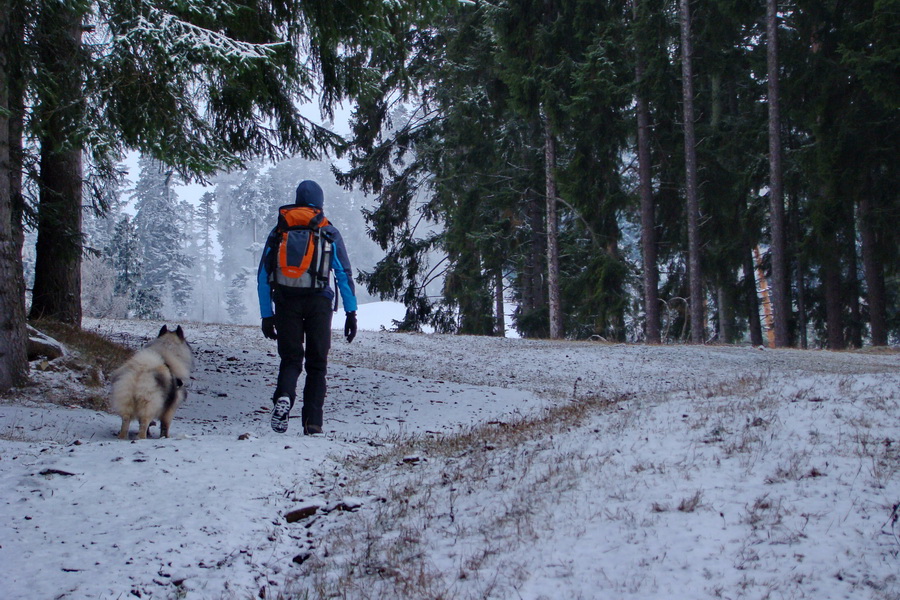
{"left": 680, "top": 0, "right": 703, "bottom": 343}
{"left": 846, "top": 211, "right": 863, "bottom": 348}
{"left": 28, "top": 2, "right": 85, "bottom": 325}
{"left": 542, "top": 111, "right": 563, "bottom": 339}
{"left": 822, "top": 255, "right": 845, "bottom": 350}
{"left": 743, "top": 233, "right": 763, "bottom": 347}
{"left": 0, "top": 0, "right": 29, "bottom": 392}
{"left": 530, "top": 190, "right": 546, "bottom": 311}
{"left": 858, "top": 192, "right": 887, "bottom": 345}
{"left": 634, "top": 0, "right": 660, "bottom": 344}
{"left": 494, "top": 268, "right": 505, "bottom": 337}
{"left": 766, "top": 0, "right": 790, "bottom": 347}
{"left": 521, "top": 188, "right": 546, "bottom": 320}
{"left": 717, "top": 283, "right": 733, "bottom": 343}
{"left": 8, "top": 0, "right": 25, "bottom": 261}
{"left": 790, "top": 193, "right": 808, "bottom": 348}
{"left": 796, "top": 261, "right": 808, "bottom": 349}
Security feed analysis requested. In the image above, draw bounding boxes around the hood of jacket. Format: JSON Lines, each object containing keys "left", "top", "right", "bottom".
{"left": 295, "top": 180, "right": 324, "bottom": 209}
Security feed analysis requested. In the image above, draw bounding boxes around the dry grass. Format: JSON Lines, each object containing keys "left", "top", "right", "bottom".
{"left": 346, "top": 392, "right": 626, "bottom": 473}
{"left": 11, "top": 320, "right": 133, "bottom": 411}
{"left": 31, "top": 319, "right": 133, "bottom": 375}
{"left": 280, "top": 393, "right": 627, "bottom": 600}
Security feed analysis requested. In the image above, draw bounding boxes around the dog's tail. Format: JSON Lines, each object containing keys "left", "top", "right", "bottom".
{"left": 155, "top": 366, "right": 184, "bottom": 413}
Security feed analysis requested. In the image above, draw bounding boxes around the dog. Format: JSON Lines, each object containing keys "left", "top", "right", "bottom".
{"left": 110, "top": 325, "right": 193, "bottom": 440}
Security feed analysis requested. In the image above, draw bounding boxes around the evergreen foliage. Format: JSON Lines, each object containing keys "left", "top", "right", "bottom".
{"left": 131, "top": 157, "right": 193, "bottom": 318}
{"left": 336, "top": 0, "right": 898, "bottom": 345}
{"left": 5, "top": 0, "right": 896, "bottom": 350}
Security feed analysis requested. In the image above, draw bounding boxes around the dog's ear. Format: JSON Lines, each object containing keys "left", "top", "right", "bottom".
{"left": 175, "top": 325, "right": 185, "bottom": 340}
{"left": 158, "top": 325, "right": 169, "bottom": 337}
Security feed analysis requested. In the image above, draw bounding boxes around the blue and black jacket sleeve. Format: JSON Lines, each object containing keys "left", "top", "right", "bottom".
{"left": 257, "top": 227, "right": 278, "bottom": 319}
{"left": 329, "top": 227, "right": 358, "bottom": 313}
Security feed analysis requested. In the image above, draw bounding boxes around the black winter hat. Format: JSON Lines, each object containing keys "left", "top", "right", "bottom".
{"left": 295, "top": 180, "right": 324, "bottom": 208}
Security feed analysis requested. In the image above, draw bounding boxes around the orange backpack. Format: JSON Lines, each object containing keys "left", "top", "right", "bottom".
{"left": 268, "top": 205, "right": 334, "bottom": 290}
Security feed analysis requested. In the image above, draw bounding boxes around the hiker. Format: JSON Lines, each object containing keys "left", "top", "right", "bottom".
{"left": 257, "top": 180, "right": 358, "bottom": 435}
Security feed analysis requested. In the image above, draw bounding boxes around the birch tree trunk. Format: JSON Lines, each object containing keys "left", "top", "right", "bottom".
{"left": 680, "top": 0, "right": 704, "bottom": 343}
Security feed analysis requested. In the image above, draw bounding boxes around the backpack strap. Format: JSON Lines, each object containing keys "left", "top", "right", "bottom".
{"left": 308, "top": 211, "right": 326, "bottom": 229}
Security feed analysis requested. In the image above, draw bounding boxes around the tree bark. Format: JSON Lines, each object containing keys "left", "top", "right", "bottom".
{"left": 790, "top": 193, "right": 808, "bottom": 348}
{"left": 521, "top": 188, "right": 546, "bottom": 320}
{"left": 494, "top": 268, "right": 505, "bottom": 337}
{"left": 542, "top": 111, "right": 563, "bottom": 339}
{"left": 766, "top": 0, "right": 790, "bottom": 347}
{"left": 743, "top": 236, "right": 763, "bottom": 347}
{"left": 0, "top": 0, "right": 29, "bottom": 392}
{"left": 28, "top": 2, "right": 85, "bottom": 325}
{"left": 858, "top": 192, "right": 887, "bottom": 345}
{"left": 846, "top": 210, "right": 863, "bottom": 348}
{"left": 529, "top": 190, "right": 546, "bottom": 311}
{"left": 680, "top": 0, "right": 703, "bottom": 343}
{"left": 8, "top": 0, "right": 25, "bottom": 262}
{"left": 634, "top": 0, "right": 660, "bottom": 344}
{"left": 822, "top": 254, "right": 845, "bottom": 350}
{"left": 717, "top": 283, "right": 733, "bottom": 343}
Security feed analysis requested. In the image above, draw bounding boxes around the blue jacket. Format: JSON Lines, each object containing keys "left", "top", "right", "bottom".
{"left": 257, "top": 181, "right": 357, "bottom": 318}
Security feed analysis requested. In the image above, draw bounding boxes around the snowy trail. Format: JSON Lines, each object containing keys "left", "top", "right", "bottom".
{"left": 1, "top": 318, "right": 898, "bottom": 599}
{"left": 0, "top": 319, "right": 552, "bottom": 599}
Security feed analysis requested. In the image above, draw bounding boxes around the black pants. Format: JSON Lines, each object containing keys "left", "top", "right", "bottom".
{"left": 273, "top": 293, "right": 333, "bottom": 429}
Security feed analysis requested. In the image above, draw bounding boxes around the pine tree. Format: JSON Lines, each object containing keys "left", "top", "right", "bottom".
{"left": 7, "top": 0, "right": 427, "bottom": 339}
{"left": 195, "top": 191, "right": 219, "bottom": 321}
{"left": 679, "top": 0, "right": 704, "bottom": 343}
{"left": 0, "top": 0, "right": 29, "bottom": 392}
{"left": 766, "top": 0, "right": 790, "bottom": 347}
{"left": 28, "top": 0, "right": 90, "bottom": 325}
{"left": 226, "top": 268, "right": 253, "bottom": 323}
{"left": 132, "top": 157, "right": 193, "bottom": 318}
{"left": 106, "top": 215, "right": 141, "bottom": 302}
{"left": 632, "top": 0, "right": 660, "bottom": 343}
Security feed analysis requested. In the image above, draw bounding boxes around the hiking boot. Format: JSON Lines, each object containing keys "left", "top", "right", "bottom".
{"left": 303, "top": 424, "right": 323, "bottom": 436}
{"left": 271, "top": 397, "right": 292, "bottom": 433}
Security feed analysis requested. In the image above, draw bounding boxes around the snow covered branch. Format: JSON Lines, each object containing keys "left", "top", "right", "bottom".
{"left": 119, "top": 7, "right": 286, "bottom": 64}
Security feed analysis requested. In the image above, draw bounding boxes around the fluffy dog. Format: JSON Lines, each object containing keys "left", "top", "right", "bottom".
{"left": 110, "top": 325, "right": 193, "bottom": 440}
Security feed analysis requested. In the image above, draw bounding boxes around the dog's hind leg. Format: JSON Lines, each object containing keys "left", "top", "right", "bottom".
{"left": 158, "top": 377, "right": 184, "bottom": 439}
{"left": 137, "top": 416, "right": 152, "bottom": 440}
{"left": 118, "top": 417, "right": 130, "bottom": 440}
{"left": 159, "top": 410, "right": 174, "bottom": 438}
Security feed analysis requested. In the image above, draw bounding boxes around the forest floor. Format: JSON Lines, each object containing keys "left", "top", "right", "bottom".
{"left": 1, "top": 316, "right": 898, "bottom": 599}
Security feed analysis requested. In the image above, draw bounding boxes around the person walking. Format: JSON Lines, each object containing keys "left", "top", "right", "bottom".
{"left": 257, "top": 180, "right": 358, "bottom": 435}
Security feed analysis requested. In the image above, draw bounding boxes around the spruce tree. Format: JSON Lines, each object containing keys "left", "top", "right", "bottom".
{"left": 0, "top": 0, "right": 29, "bottom": 392}
{"left": 4, "top": 0, "right": 431, "bottom": 344}
{"left": 195, "top": 192, "right": 219, "bottom": 322}
{"left": 766, "top": 0, "right": 790, "bottom": 347}
{"left": 132, "top": 157, "right": 193, "bottom": 319}
{"left": 106, "top": 216, "right": 141, "bottom": 302}
{"left": 632, "top": 0, "right": 660, "bottom": 343}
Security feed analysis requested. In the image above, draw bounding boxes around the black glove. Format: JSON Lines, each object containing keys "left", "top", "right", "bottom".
{"left": 261, "top": 316, "right": 278, "bottom": 340}
{"left": 344, "top": 311, "right": 357, "bottom": 343}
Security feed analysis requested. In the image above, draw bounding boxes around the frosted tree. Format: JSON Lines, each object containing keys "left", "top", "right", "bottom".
{"left": 132, "top": 156, "right": 193, "bottom": 318}
{"left": 226, "top": 268, "right": 254, "bottom": 323}
{"left": 195, "top": 191, "right": 220, "bottom": 321}
{"left": 106, "top": 215, "right": 141, "bottom": 302}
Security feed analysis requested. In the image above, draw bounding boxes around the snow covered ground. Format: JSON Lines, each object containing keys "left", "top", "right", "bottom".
{"left": 1, "top": 307, "right": 898, "bottom": 599}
